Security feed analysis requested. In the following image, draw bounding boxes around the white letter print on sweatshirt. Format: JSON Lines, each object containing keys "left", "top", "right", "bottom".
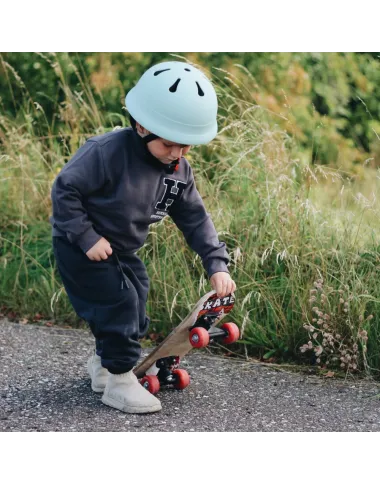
{"left": 150, "top": 178, "right": 187, "bottom": 220}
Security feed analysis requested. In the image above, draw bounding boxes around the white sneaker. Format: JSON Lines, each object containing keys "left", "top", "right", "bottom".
{"left": 101, "top": 370, "right": 162, "bottom": 414}
{"left": 87, "top": 352, "right": 109, "bottom": 393}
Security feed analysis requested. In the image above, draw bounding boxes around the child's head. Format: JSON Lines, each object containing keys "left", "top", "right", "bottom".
{"left": 125, "top": 61, "right": 218, "bottom": 161}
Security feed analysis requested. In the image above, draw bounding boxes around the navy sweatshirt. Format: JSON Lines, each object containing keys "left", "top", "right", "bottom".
{"left": 50, "top": 127, "right": 229, "bottom": 278}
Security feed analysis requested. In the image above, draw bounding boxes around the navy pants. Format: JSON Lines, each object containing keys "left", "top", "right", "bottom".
{"left": 52, "top": 236, "right": 150, "bottom": 374}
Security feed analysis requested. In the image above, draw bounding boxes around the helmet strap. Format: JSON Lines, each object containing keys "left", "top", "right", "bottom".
{"left": 141, "top": 133, "right": 160, "bottom": 145}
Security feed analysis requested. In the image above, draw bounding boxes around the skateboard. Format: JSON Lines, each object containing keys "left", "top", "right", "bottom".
{"left": 134, "top": 290, "right": 239, "bottom": 394}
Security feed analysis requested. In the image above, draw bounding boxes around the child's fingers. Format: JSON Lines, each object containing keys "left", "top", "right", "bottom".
{"left": 217, "top": 280, "right": 229, "bottom": 298}
{"left": 223, "top": 279, "right": 236, "bottom": 297}
{"left": 215, "top": 280, "right": 223, "bottom": 296}
{"left": 215, "top": 281, "right": 223, "bottom": 297}
{"left": 211, "top": 274, "right": 237, "bottom": 298}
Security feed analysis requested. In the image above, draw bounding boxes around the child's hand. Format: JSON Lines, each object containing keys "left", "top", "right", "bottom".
{"left": 210, "top": 272, "right": 236, "bottom": 298}
{"left": 86, "top": 237, "right": 113, "bottom": 261}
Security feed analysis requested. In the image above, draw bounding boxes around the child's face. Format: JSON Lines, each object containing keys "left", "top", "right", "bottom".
{"left": 136, "top": 122, "right": 191, "bottom": 164}
{"left": 148, "top": 138, "right": 191, "bottom": 164}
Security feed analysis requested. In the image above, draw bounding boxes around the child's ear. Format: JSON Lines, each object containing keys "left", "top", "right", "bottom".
{"left": 136, "top": 122, "right": 150, "bottom": 137}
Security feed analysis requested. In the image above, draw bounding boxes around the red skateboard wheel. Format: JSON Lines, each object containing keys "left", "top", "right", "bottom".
{"left": 189, "top": 327, "right": 210, "bottom": 348}
{"left": 220, "top": 322, "right": 240, "bottom": 344}
{"left": 172, "top": 369, "right": 190, "bottom": 390}
{"left": 140, "top": 375, "right": 160, "bottom": 395}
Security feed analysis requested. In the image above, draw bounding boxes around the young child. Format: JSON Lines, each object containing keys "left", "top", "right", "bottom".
{"left": 50, "top": 61, "right": 236, "bottom": 414}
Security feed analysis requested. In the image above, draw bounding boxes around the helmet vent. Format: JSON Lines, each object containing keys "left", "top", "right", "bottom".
{"left": 185, "top": 68, "right": 191, "bottom": 72}
{"left": 154, "top": 68, "right": 171, "bottom": 76}
{"left": 196, "top": 82, "right": 205, "bottom": 96}
{"left": 169, "top": 78, "right": 181, "bottom": 93}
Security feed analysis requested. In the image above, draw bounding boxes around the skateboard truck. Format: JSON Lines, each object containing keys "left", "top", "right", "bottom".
{"left": 140, "top": 356, "right": 190, "bottom": 394}
{"left": 156, "top": 356, "right": 179, "bottom": 385}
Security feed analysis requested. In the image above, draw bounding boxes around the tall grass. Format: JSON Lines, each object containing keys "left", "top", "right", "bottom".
{"left": 1, "top": 54, "right": 379, "bottom": 377}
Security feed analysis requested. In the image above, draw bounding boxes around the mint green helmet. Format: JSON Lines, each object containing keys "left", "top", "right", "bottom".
{"left": 125, "top": 61, "right": 218, "bottom": 145}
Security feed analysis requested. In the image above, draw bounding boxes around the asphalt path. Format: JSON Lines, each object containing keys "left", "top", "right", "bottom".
{"left": 1, "top": 320, "right": 379, "bottom": 432}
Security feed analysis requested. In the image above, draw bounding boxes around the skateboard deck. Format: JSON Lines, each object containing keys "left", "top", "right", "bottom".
{"left": 134, "top": 290, "right": 237, "bottom": 392}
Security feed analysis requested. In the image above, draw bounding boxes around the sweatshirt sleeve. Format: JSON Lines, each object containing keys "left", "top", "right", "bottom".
{"left": 50, "top": 141, "right": 106, "bottom": 253}
{"left": 169, "top": 167, "right": 230, "bottom": 278}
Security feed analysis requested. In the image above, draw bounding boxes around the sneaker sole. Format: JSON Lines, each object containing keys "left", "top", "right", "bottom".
{"left": 101, "top": 394, "right": 162, "bottom": 414}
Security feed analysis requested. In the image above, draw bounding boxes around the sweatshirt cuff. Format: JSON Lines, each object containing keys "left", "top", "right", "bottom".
{"left": 206, "top": 259, "right": 230, "bottom": 279}
{"left": 77, "top": 227, "right": 102, "bottom": 254}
